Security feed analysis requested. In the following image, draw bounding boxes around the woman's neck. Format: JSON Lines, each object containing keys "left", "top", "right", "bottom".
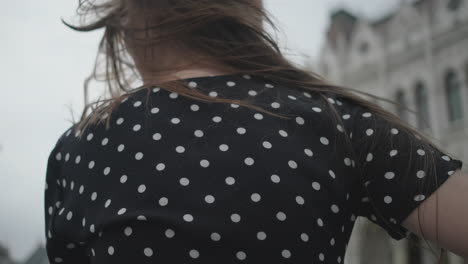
{"left": 153, "top": 67, "right": 235, "bottom": 83}
{"left": 139, "top": 57, "right": 240, "bottom": 85}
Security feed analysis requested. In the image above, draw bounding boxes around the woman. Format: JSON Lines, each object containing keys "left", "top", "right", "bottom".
{"left": 44, "top": 0, "right": 467, "bottom": 263}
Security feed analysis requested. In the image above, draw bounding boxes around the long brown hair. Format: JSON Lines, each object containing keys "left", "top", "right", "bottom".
{"left": 63, "top": 0, "right": 461, "bottom": 261}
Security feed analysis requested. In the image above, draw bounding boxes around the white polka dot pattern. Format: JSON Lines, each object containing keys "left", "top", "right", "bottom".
{"left": 44, "top": 74, "right": 463, "bottom": 263}
{"left": 347, "top": 98, "right": 463, "bottom": 239}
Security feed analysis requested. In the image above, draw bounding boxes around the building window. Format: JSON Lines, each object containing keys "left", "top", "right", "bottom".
{"left": 445, "top": 70, "right": 464, "bottom": 122}
{"left": 447, "top": 0, "right": 463, "bottom": 11}
{"left": 407, "top": 234, "right": 422, "bottom": 264}
{"left": 465, "top": 62, "right": 468, "bottom": 89}
{"left": 359, "top": 41, "right": 369, "bottom": 54}
{"left": 322, "top": 62, "right": 329, "bottom": 76}
{"left": 415, "top": 82, "right": 431, "bottom": 129}
{"left": 396, "top": 89, "right": 409, "bottom": 122}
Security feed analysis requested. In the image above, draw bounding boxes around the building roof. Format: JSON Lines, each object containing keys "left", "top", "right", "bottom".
{"left": 325, "top": 0, "right": 434, "bottom": 48}
{"left": 327, "top": 8, "right": 358, "bottom": 49}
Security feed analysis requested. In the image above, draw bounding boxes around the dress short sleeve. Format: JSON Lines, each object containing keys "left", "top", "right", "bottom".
{"left": 342, "top": 98, "right": 464, "bottom": 240}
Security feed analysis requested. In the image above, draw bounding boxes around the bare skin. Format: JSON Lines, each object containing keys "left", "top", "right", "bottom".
{"left": 141, "top": 64, "right": 237, "bottom": 84}
{"left": 402, "top": 168, "right": 468, "bottom": 261}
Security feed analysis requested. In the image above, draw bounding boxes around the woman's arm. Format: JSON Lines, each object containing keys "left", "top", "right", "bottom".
{"left": 402, "top": 168, "right": 468, "bottom": 261}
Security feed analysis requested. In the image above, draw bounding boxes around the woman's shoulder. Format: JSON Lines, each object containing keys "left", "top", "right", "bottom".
{"left": 48, "top": 80, "right": 371, "bottom": 163}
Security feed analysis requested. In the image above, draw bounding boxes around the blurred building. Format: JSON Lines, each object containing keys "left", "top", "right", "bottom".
{"left": 317, "top": 0, "right": 468, "bottom": 263}
{"left": 0, "top": 242, "right": 16, "bottom": 264}
{"left": 0, "top": 243, "right": 49, "bottom": 264}
{"left": 22, "top": 244, "right": 48, "bottom": 264}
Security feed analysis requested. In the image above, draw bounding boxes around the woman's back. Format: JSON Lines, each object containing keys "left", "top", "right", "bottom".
{"left": 44, "top": 73, "right": 463, "bottom": 263}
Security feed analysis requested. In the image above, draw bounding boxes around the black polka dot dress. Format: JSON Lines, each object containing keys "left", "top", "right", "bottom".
{"left": 44, "top": 73, "right": 464, "bottom": 263}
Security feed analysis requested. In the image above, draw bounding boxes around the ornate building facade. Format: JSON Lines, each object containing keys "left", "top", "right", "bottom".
{"left": 317, "top": 0, "right": 468, "bottom": 263}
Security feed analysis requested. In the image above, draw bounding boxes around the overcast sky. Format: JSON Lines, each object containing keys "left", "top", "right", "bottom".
{"left": 0, "top": 0, "right": 400, "bottom": 261}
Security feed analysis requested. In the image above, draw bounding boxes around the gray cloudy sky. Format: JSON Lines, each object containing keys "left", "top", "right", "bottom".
{"left": 0, "top": 0, "right": 399, "bottom": 261}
